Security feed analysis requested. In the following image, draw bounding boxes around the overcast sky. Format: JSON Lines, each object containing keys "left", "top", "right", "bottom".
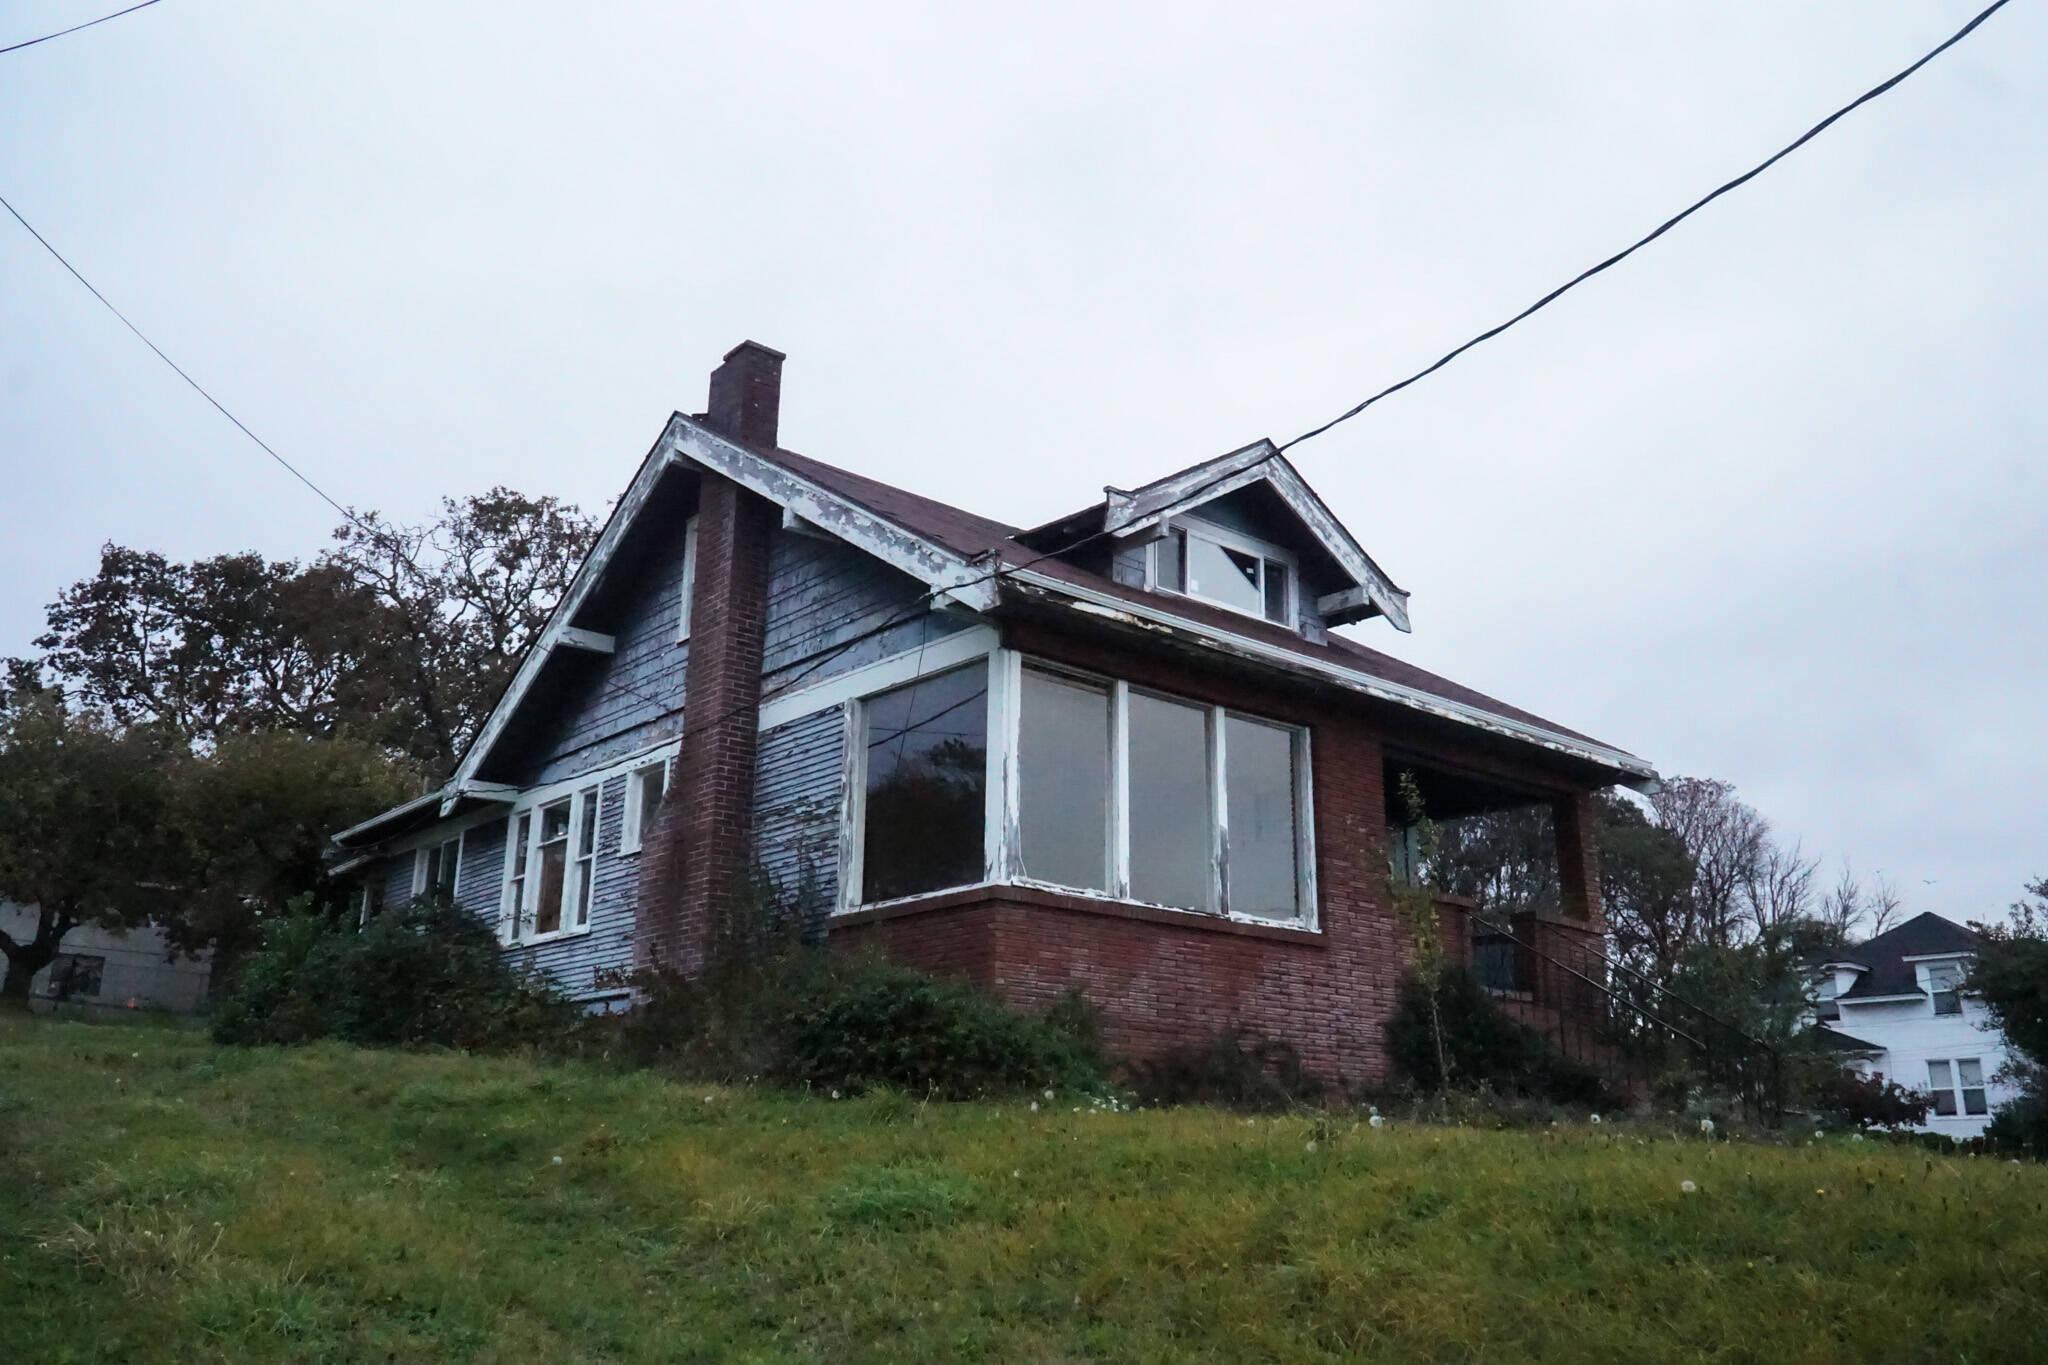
{"left": 3, "top": 1, "right": 2041, "bottom": 924}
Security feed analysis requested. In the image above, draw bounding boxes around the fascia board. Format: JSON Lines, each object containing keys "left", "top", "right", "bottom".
{"left": 659, "top": 417, "right": 1000, "bottom": 611}
{"left": 332, "top": 789, "right": 445, "bottom": 847}
{"left": 1006, "top": 567, "right": 1656, "bottom": 784}
{"left": 1101, "top": 441, "right": 1411, "bottom": 633}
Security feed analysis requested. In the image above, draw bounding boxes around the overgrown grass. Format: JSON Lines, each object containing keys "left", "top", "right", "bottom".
{"left": 3, "top": 1015, "right": 2046, "bottom": 1362}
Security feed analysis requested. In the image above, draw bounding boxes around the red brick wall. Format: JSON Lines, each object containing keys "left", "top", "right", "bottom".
{"left": 638, "top": 472, "right": 777, "bottom": 973}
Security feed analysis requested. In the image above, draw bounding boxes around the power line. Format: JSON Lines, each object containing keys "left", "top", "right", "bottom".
{"left": 0, "top": 190, "right": 362, "bottom": 527}
{"left": 0, "top": 0, "right": 164, "bottom": 57}
{"left": 1278, "top": 0, "right": 2014, "bottom": 453}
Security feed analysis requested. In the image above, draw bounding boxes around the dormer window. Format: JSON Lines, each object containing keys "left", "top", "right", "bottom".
{"left": 1151, "top": 518, "right": 1295, "bottom": 627}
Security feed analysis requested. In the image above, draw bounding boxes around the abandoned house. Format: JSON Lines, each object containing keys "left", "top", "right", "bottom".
{"left": 332, "top": 342, "right": 1659, "bottom": 1082}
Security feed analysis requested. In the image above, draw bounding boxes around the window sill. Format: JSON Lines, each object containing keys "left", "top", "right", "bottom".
{"left": 504, "top": 923, "right": 596, "bottom": 949}
{"left": 834, "top": 882, "right": 1324, "bottom": 945}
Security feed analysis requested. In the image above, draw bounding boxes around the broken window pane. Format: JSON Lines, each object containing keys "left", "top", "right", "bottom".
{"left": 1225, "top": 715, "right": 1299, "bottom": 920}
{"left": 1128, "top": 691, "right": 1213, "bottom": 911}
{"left": 1019, "top": 670, "right": 1112, "bottom": 891}
{"left": 1185, "top": 536, "right": 1266, "bottom": 617}
{"left": 862, "top": 662, "right": 988, "bottom": 902}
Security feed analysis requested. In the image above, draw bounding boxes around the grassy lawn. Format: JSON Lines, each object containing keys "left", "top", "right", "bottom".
{"left": 3, "top": 1015, "right": 2045, "bottom": 1363}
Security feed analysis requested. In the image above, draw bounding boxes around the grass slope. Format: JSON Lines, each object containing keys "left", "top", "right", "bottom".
{"left": 3, "top": 1016, "right": 2045, "bottom": 1363}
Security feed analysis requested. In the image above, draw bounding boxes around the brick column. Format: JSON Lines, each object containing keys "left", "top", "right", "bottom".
{"left": 1552, "top": 790, "right": 1604, "bottom": 925}
{"left": 639, "top": 473, "right": 776, "bottom": 973}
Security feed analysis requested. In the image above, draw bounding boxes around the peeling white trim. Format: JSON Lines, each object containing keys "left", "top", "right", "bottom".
{"left": 1006, "top": 566, "right": 1656, "bottom": 784}
{"left": 756, "top": 625, "right": 999, "bottom": 732}
{"left": 557, "top": 627, "right": 616, "bottom": 654}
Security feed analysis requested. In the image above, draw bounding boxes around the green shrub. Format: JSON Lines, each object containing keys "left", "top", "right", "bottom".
{"left": 212, "top": 899, "right": 584, "bottom": 1051}
{"left": 1987, "top": 1076, "right": 2048, "bottom": 1162}
{"left": 1818, "top": 1069, "right": 1930, "bottom": 1129}
{"left": 1125, "top": 1027, "right": 1323, "bottom": 1111}
{"left": 1385, "top": 968, "right": 1613, "bottom": 1106}
{"left": 612, "top": 950, "right": 1107, "bottom": 1099}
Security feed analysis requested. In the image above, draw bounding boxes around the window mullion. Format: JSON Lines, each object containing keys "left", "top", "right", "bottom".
{"left": 1209, "top": 705, "right": 1228, "bottom": 915}
{"left": 1109, "top": 680, "right": 1131, "bottom": 898}
{"left": 985, "top": 649, "right": 1023, "bottom": 885}
{"left": 837, "top": 700, "right": 866, "bottom": 911}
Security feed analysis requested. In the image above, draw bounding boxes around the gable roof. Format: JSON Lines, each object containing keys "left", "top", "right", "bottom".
{"left": 369, "top": 412, "right": 1653, "bottom": 845}
{"left": 1836, "top": 912, "right": 1981, "bottom": 1001}
{"left": 1017, "top": 440, "right": 1410, "bottom": 631}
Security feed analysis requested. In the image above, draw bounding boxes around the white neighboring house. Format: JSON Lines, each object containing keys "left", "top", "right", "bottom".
{"left": 0, "top": 900, "right": 212, "bottom": 1016}
{"left": 1812, "top": 911, "right": 2020, "bottom": 1139}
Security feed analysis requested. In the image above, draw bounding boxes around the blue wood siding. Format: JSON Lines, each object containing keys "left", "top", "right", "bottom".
{"left": 762, "top": 529, "right": 965, "bottom": 691}
{"left": 455, "top": 816, "right": 508, "bottom": 925}
{"left": 510, "top": 527, "right": 692, "bottom": 790}
{"left": 376, "top": 855, "right": 414, "bottom": 911}
{"left": 753, "top": 705, "right": 845, "bottom": 925}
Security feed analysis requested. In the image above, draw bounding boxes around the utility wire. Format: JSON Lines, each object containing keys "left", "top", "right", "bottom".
{"left": 1, "top": 190, "right": 360, "bottom": 526}
{"left": 1278, "top": 0, "right": 2014, "bottom": 452}
{"left": 0, "top": 0, "right": 164, "bottom": 57}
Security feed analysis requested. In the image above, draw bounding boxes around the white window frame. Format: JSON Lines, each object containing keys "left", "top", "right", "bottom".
{"left": 500, "top": 781, "right": 603, "bottom": 945}
{"left": 676, "top": 513, "right": 701, "bottom": 642}
{"left": 835, "top": 646, "right": 1318, "bottom": 930}
{"left": 1926, "top": 1057, "right": 1990, "bottom": 1119}
{"left": 412, "top": 833, "right": 464, "bottom": 901}
{"left": 1145, "top": 514, "right": 1299, "bottom": 629}
{"left": 620, "top": 758, "right": 672, "bottom": 856}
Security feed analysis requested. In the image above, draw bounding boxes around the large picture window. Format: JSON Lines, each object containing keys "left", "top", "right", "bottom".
{"left": 1017, "top": 666, "right": 1312, "bottom": 924}
{"left": 856, "top": 662, "right": 988, "bottom": 903}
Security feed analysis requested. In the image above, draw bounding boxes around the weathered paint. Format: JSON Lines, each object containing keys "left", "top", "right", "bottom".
{"left": 752, "top": 706, "right": 846, "bottom": 926}
{"left": 501, "top": 774, "right": 640, "bottom": 1002}
{"left": 761, "top": 526, "right": 967, "bottom": 687}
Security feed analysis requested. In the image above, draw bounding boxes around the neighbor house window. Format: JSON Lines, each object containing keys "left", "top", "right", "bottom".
{"left": 1151, "top": 519, "right": 1294, "bottom": 627}
{"left": 1015, "top": 667, "right": 1313, "bottom": 924}
{"left": 621, "top": 760, "right": 669, "bottom": 855}
{"left": 1927, "top": 961, "right": 1964, "bottom": 1015}
{"left": 414, "top": 835, "right": 462, "bottom": 901}
{"left": 46, "top": 954, "right": 104, "bottom": 1001}
{"left": 1813, "top": 971, "right": 1841, "bottom": 1020}
{"left": 853, "top": 662, "right": 988, "bottom": 903}
{"left": 676, "top": 514, "right": 701, "bottom": 641}
{"left": 1927, "top": 1058, "right": 1989, "bottom": 1117}
{"left": 504, "top": 787, "right": 601, "bottom": 941}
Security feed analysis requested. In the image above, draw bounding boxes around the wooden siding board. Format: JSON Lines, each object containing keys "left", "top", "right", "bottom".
{"left": 761, "top": 529, "right": 966, "bottom": 689}
{"left": 753, "top": 705, "right": 845, "bottom": 925}
{"left": 456, "top": 817, "right": 508, "bottom": 923}
{"left": 505, "top": 774, "right": 638, "bottom": 1002}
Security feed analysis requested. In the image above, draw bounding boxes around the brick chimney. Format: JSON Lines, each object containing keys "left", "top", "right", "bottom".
{"left": 704, "top": 340, "right": 785, "bottom": 449}
{"left": 639, "top": 343, "right": 783, "bottom": 975}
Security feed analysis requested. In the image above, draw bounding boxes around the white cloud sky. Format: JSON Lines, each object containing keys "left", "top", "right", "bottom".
{"left": 3, "top": 1, "right": 2041, "bottom": 919}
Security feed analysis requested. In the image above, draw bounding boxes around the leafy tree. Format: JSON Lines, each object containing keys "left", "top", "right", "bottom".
{"left": 20, "top": 489, "right": 597, "bottom": 774}
{"left": 0, "top": 693, "right": 181, "bottom": 1006}
{"left": 1970, "top": 884, "right": 2048, "bottom": 1158}
{"left": 1595, "top": 792, "right": 1698, "bottom": 979}
{"left": 1432, "top": 803, "right": 1559, "bottom": 920}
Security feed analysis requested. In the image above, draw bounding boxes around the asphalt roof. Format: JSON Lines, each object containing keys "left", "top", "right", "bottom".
{"left": 764, "top": 444, "right": 1624, "bottom": 759}
{"left": 1834, "top": 911, "right": 1981, "bottom": 1000}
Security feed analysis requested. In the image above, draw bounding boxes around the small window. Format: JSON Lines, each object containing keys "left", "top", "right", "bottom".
{"left": 415, "top": 835, "right": 461, "bottom": 901}
{"left": 1958, "top": 1058, "right": 1989, "bottom": 1116}
{"left": 532, "top": 799, "right": 573, "bottom": 936}
{"left": 46, "top": 954, "right": 104, "bottom": 1000}
{"left": 1153, "top": 520, "right": 1294, "bottom": 626}
{"left": 572, "top": 787, "right": 599, "bottom": 929}
{"left": 858, "top": 662, "right": 988, "bottom": 903}
{"left": 677, "top": 514, "right": 701, "bottom": 641}
{"left": 505, "top": 811, "right": 532, "bottom": 936}
{"left": 1928, "top": 961, "right": 1963, "bottom": 1015}
{"left": 622, "top": 761, "right": 669, "bottom": 855}
{"left": 1018, "top": 669, "right": 1112, "bottom": 892}
{"left": 1928, "top": 1059, "right": 1957, "bottom": 1116}
{"left": 1814, "top": 971, "right": 1841, "bottom": 1021}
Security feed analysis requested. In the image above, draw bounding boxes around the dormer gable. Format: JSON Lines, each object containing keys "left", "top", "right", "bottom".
{"left": 1016, "top": 439, "right": 1411, "bottom": 634}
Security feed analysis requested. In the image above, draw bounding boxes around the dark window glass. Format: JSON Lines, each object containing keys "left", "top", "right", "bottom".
{"left": 1263, "top": 559, "right": 1289, "bottom": 624}
{"left": 1929, "top": 962, "right": 1963, "bottom": 1015}
{"left": 1959, "top": 1059, "right": 1988, "bottom": 1115}
{"left": 1127, "top": 692, "right": 1213, "bottom": 910}
{"left": 1932, "top": 1089, "right": 1958, "bottom": 1117}
{"left": 1224, "top": 715, "right": 1299, "bottom": 919}
{"left": 48, "top": 954, "right": 104, "bottom": 1000}
{"left": 1157, "top": 529, "right": 1185, "bottom": 592}
{"left": 534, "top": 799, "right": 571, "bottom": 935}
{"left": 1019, "top": 670, "right": 1111, "bottom": 891}
{"left": 862, "top": 663, "right": 988, "bottom": 902}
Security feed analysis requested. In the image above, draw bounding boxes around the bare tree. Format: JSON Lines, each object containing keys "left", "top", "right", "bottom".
{"left": 1742, "top": 838, "right": 1819, "bottom": 935}
{"left": 1648, "top": 777, "right": 1767, "bottom": 948}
